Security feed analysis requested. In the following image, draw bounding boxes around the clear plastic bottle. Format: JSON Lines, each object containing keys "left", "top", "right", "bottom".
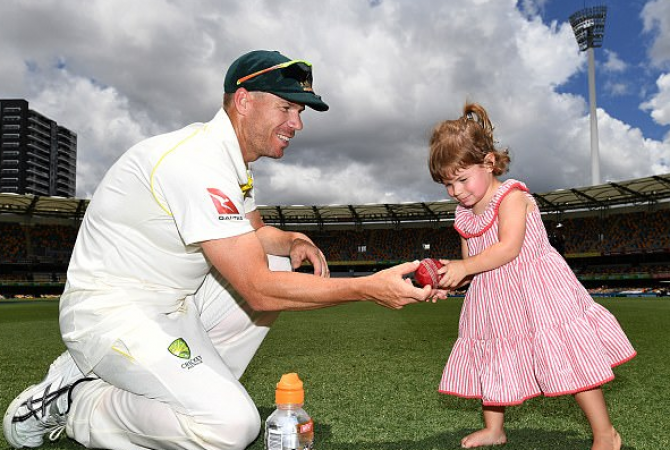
{"left": 264, "top": 373, "right": 314, "bottom": 450}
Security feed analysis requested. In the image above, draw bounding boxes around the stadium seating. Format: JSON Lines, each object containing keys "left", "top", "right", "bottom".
{"left": 0, "top": 209, "right": 668, "bottom": 291}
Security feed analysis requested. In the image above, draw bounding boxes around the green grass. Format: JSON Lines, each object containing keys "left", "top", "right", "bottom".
{"left": 1, "top": 297, "right": 668, "bottom": 450}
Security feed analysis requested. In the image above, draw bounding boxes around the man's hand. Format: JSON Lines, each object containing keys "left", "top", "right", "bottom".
{"left": 367, "top": 261, "right": 432, "bottom": 309}
{"left": 289, "top": 238, "right": 330, "bottom": 277}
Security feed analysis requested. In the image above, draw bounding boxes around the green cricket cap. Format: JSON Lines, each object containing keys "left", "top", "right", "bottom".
{"left": 224, "top": 50, "right": 329, "bottom": 112}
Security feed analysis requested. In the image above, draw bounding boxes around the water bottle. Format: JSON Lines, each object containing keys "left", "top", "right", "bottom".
{"left": 264, "top": 373, "right": 314, "bottom": 450}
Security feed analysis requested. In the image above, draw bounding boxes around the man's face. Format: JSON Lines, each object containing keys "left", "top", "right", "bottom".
{"left": 242, "top": 92, "right": 305, "bottom": 162}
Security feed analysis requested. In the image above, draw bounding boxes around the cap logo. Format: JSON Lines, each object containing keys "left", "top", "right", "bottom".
{"left": 300, "top": 78, "right": 313, "bottom": 92}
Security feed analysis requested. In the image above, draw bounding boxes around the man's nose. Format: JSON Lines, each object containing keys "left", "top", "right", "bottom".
{"left": 288, "top": 111, "right": 303, "bottom": 130}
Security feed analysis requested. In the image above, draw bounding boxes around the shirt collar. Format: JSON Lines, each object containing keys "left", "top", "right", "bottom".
{"left": 203, "top": 108, "right": 250, "bottom": 187}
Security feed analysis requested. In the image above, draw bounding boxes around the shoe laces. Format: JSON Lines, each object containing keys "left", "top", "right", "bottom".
{"left": 44, "top": 414, "right": 67, "bottom": 442}
{"left": 14, "top": 377, "right": 94, "bottom": 425}
{"left": 13, "top": 377, "right": 95, "bottom": 444}
{"left": 15, "top": 382, "right": 70, "bottom": 423}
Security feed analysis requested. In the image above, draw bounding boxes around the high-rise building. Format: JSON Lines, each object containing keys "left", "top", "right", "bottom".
{"left": 0, "top": 99, "right": 77, "bottom": 197}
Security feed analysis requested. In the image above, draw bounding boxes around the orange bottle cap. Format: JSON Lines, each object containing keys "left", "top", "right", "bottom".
{"left": 275, "top": 373, "right": 305, "bottom": 405}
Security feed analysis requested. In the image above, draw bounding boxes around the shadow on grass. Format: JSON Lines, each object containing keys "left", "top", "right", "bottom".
{"left": 315, "top": 430, "right": 594, "bottom": 450}
{"left": 6, "top": 413, "right": 634, "bottom": 450}
{"left": 252, "top": 407, "right": 631, "bottom": 450}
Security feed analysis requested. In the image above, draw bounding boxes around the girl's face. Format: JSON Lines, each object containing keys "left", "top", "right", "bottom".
{"left": 442, "top": 162, "right": 496, "bottom": 211}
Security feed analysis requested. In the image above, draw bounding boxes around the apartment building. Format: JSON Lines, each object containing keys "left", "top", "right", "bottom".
{"left": 0, "top": 99, "right": 77, "bottom": 197}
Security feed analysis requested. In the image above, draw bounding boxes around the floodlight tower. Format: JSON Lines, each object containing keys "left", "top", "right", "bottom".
{"left": 569, "top": 5, "right": 607, "bottom": 186}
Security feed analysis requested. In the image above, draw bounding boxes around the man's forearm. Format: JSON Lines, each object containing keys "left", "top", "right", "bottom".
{"left": 255, "top": 225, "right": 311, "bottom": 256}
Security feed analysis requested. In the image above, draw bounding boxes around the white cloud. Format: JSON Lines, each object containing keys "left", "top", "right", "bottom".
{"left": 641, "top": 0, "right": 670, "bottom": 140}
{"left": 604, "top": 50, "right": 627, "bottom": 73}
{"left": 641, "top": 73, "right": 670, "bottom": 129}
{"left": 28, "top": 67, "right": 160, "bottom": 197}
{"left": 516, "top": 17, "right": 581, "bottom": 87}
{"left": 597, "top": 111, "right": 670, "bottom": 180}
{"left": 0, "top": 0, "right": 668, "bottom": 206}
{"left": 642, "top": 0, "right": 670, "bottom": 67}
{"left": 517, "top": 0, "right": 550, "bottom": 17}
{"left": 605, "top": 81, "right": 629, "bottom": 97}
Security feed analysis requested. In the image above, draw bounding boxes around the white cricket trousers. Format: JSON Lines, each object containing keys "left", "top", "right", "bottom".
{"left": 64, "top": 256, "right": 289, "bottom": 450}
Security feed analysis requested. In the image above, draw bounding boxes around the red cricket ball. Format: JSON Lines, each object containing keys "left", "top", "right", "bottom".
{"left": 414, "top": 258, "right": 444, "bottom": 288}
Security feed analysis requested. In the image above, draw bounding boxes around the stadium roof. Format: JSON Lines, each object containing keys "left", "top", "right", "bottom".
{"left": 1, "top": 174, "right": 669, "bottom": 226}
{"left": 259, "top": 174, "right": 670, "bottom": 226}
{"left": 0, "top": 194, "right": 88, "bottom": 219}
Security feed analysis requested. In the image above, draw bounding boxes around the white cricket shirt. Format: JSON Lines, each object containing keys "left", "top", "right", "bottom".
{"left": 60, "top": 109, "right": 256, "bottom": 372}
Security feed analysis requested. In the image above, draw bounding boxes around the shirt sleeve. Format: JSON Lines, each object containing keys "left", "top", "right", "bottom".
{"left": 151, "top": 143, "right": 254, "bottom": 245}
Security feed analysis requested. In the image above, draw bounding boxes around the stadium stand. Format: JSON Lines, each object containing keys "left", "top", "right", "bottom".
{"left": 0, "top": 222, "right": 27, "bottom": 263}
{"left": 1, "top": 174, "right": 669, "bottom": 298}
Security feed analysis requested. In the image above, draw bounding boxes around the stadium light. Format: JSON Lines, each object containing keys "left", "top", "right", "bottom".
{"left": 569, "top": 5, "right": 607, "bottom": 186}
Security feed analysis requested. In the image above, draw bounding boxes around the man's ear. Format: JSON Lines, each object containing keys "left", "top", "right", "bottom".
{"left": 234, "top": 88, "right": 251, "bottom": 114}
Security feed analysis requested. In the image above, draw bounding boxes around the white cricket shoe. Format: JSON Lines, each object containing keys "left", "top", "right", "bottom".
{"left": 3, "top": 352, "right": 89, "bottom": 448}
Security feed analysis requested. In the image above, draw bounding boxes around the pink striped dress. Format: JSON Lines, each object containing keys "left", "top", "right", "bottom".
{"left": 439, "top": 179, "right": 636, "bottom": 406}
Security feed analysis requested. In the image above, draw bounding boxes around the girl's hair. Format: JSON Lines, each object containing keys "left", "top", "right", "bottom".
{"left": 428, "top": 103, "right": 510, "bottom": 183}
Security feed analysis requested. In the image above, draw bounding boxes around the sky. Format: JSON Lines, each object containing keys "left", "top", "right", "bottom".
{"left": 1, "top": 0, "right": 669, "bottom": 207}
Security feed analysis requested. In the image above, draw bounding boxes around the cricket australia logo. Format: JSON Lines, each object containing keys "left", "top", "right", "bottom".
{"left": 206, "top": 188, "right": 243, "bottom": 221}
{"left": 168, "top": 338, "right": 203, "bottom": 370}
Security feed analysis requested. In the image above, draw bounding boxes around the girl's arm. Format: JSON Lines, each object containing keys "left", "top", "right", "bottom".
{"left": 456, "top": 236, "right": 473, "bottom": 288}
{"left": 440, "top": 190, "right": 531, "bottom": 288}
{"left": 460, "top": 236, "right": 468, "bottom": 260}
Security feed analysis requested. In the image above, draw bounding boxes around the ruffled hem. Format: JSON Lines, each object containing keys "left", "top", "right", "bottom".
{"left": 438, "top": 389, "right": 542, "bottom": 407}
{"left": 455, "top": 179, "right": 529, "bottom": 238}
{"left": 439, "top": 303, "right": 636, "bottom": 405}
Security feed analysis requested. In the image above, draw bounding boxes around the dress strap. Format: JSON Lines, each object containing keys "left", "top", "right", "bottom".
{"left": 454, "top": 179, "right": 530, "bottom": 238}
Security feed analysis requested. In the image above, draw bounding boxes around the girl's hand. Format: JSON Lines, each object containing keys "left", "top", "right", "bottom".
{"left": 441, "top": 260, "right": 467, "bottom": 289}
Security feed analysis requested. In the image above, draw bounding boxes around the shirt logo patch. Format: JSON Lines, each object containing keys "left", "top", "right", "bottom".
{"left": 168, "top": 338, "right": 203, "bottom": 370}
{"left": 168, "top": 338, "right": 191, "bottom": 359}
{"left": 207, "top": 188, "right": 240, "bottom": 215}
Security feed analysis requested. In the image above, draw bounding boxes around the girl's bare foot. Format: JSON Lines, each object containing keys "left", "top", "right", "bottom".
{"left": 592, "top": 427, "right": 621, "bottom": 450}
{"left": 460, "top": 428, "right": 507, "bottom": 448}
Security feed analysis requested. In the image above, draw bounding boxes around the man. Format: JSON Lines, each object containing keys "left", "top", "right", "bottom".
{"left": 3, "top": 50, "right": 432, "bottom": 450}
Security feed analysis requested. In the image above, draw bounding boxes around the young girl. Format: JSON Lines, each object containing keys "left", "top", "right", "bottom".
{"left": 429, "top": 103, "right": 636, "bottom": 450}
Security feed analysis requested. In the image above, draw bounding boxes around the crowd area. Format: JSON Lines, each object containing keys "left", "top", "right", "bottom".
{"left": 550, "top": 209, "right": 670, "bottom": 255}
{"left": 0, "top": 209, "right": 669, "bottom": 291}
{"left": 304, "top": 209, "right": 670, "bottom": 263}
{"left": 0, "top": 222, "right": 78, "bottom": 264}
